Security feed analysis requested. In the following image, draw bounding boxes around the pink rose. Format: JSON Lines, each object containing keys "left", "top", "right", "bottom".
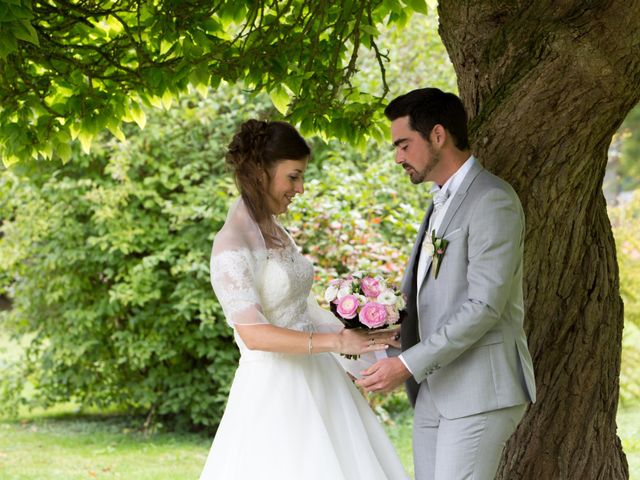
{"left": 361, "top": 277, "right": 381, "bottom": 298}
{"left": 359, "top": 302, "right": 388, "bottom": 328}
{"left": 337, "top": 295, "right": 359, "bottom": 319}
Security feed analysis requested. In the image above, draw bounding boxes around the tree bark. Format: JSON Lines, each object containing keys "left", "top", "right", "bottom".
{"left": 437, "top": 1, "right": 640, "bottom": 478}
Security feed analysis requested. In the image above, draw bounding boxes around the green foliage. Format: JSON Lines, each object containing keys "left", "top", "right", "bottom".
{"left": 0, "top": 0, "right": 431, "bottom": 165}
{"left": 353, "top": 8, "right": 457, "bottom": 99}
{"left": 610, "top": 192, "right": 640, "bottom": 405}
{"left": 288, "top": 137, "right": 427, "bottom": 299}
{"left": 0, "top": 85, "right": 280, "bottom": 428}
{"left": 618, "top": 105, "right": 640, "bottom": 190}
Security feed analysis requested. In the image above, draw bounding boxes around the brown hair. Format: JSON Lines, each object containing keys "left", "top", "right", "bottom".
{"left": 384, "top": 88, "right": 470, "bottom": 150}
{"left": 226, "top": 119, "right": 310, "bottom": 226}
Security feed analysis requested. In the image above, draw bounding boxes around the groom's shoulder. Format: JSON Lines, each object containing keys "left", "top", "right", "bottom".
{"left": 471, "top": 168, "right": 521, "bottom": 202}
{"left": 472, "top": 167, "right": 512, "bottom": 190}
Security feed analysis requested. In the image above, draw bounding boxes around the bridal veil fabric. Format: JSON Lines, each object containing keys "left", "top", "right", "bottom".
{"left": 200, "top": 199, "right": 408, "bottom": 479}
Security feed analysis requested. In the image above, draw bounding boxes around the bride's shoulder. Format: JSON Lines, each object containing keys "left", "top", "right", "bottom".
{"left": 211, "top": 232, "right": 265, "bottom": 270}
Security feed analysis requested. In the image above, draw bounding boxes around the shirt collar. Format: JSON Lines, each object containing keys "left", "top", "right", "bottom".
{"left": 431, "top": 155, "right": 476, "bottom": 199}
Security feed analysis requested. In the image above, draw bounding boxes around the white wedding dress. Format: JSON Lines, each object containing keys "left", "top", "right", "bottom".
{"left": 200, "top": 199, "right": 408, "bottom": 480}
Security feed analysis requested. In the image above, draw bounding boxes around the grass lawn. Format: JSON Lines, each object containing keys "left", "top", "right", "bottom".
{"left": 2, "top": 401, "right": 638, "bottom": 479}
{"left": 0, "top": 411, "right": 211, "bottom": 480}
{"left": 0, "top": 407, "right": 413, "bottom": 479}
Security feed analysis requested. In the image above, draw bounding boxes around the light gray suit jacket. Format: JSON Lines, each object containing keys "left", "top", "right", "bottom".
{"left": 400, "top": 160, "right": 536, "bottom": 419}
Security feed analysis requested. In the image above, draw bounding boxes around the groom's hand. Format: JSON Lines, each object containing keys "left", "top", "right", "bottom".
{"left": 356, "top": 357, "right": 411, "bottom": 393}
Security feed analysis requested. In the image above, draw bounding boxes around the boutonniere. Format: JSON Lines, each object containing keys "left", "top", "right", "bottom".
{"left": 431, "top": 230, "right": 449, "bottom": 279}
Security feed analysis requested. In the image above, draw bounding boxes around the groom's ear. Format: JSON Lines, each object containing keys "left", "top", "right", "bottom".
{"left": 431, "top": 124, "right": 447, "bottom": 147}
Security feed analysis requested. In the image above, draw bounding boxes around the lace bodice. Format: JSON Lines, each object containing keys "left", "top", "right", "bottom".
{"left": 257, "top": 247, "right": 314, "bottom": 330}
{"left": 211, "top": 243, "right": 315, "bottom": 350}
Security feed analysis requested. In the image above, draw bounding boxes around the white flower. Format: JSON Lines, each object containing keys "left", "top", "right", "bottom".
{"left": 324, "top": 285, "right": 339, "bottom": 303}
{"left": 422, "top": 240, "right": 435, "bottom": 258}
{"left": 396, "top": 294, "right": 406, "bottom": 311}
{"left": 337, "top": 285, "right": 352, "bottom": 299}
{"left": 377, "top": 289, "right": 397, "bottom": 305}
{"left": 355, "top": 294, "right": 367, "bottom": 305}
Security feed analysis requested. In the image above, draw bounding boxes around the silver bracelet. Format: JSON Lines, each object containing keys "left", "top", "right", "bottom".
{"left": 308, "top": 331, "right": 313, "bottom": 355}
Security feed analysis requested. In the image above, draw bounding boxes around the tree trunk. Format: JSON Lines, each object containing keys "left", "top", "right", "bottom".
{"left": 437, "top": 1, "right": 640, "bottom": 478}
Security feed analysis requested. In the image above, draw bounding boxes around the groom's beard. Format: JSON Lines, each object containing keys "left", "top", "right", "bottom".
{"left": 409, "top": 146, "right": 440, "bottom": 184}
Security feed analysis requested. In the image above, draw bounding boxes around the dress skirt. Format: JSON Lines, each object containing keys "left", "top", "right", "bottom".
{"left": 199, "top": 351, "right": 409, "bottom": 479}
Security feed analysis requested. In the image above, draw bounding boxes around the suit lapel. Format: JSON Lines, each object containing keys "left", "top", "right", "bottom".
{"left": 401, "top": 203, "right": 433, "bottom": 296}
{"left": 436, "top": 161, "right": 483, "bottom": 238}
{"left": 417, "top": 162, "right": 484, "bottom": 291}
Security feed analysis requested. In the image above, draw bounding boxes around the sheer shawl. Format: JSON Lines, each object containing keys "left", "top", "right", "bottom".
{"left": 210, "top": 198, "right": 271, "bottom": 327}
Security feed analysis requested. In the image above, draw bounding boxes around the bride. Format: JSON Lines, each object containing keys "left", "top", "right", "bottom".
{"left": 200, "top": 119, "right": 409, "bottom": 479}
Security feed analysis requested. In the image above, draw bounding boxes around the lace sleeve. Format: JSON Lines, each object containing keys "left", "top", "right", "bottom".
{"left": 210, "top": 249, "right": 269, "bottom": 327}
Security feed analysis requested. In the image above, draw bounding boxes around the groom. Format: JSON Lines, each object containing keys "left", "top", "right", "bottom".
{"left": 357, "top": 88, "right": 536, "bottom": 480}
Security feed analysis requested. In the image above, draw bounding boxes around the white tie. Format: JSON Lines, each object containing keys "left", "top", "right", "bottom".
{"left": 417, "top": 187, "right": 449, "bottom": 286}
{"left": 422, "top": 188, "right": 449, "bottom": 245}
{"left": 431, "top": 187, "right": 450, "bottom": 230}
{"left": 414, "top": 187, "right": 449, "bottom": 339}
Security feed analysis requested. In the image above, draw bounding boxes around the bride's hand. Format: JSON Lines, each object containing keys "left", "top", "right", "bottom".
{"left": 386, "top": 328, "right": 401, "bottom": 349}
{"left": 336, "top": 328, "right": 398, "bottom": 355}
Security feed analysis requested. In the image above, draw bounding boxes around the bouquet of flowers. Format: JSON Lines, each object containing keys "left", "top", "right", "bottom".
{"left": 324, "top": 272, "right": 406, "bottom": 331}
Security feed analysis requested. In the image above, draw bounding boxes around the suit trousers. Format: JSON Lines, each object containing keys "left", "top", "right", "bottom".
{"left": 413, "top": 381, "right": 526, "bottom": 480}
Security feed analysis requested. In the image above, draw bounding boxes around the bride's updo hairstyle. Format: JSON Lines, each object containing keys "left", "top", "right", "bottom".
{"left": 226, "top": 119, "right": 310, "bottom": 224}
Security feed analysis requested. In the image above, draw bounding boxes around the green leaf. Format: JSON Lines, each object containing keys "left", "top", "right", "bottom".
{"left": 360, "top": 24, "right": 380, "bottom": 36}
{"left": 129, "top": 102, "right": 147, "bottom": 129}
{"left": 56, "top": 142, "right": 72, "bottom": 162}
{"left": 11, "top": 19, "right": 39, "bottom": 45}
{"left": 1, "top": 153, "right": 20, "bottom": 167}
{"left": 7, "top": 3, "right": 33, "bottom": 20}
{"left": 189, "top": 64, "right": 210, "bottom": 88}
{"left": 269, "top": 86, "right": 290, "bottom": 115}
{"left": 0, "top": 32, "right": 18, "bottom": 59}
{"left": 404, "top": 0, "right": 428, "bottom": 15}
{"left": 78, "top": 130, "right": 93, "bottom": 154}
{"left": 161, "top": 89, "right": 173, "bottom": 110}
{"left": 107, "top": 121, "right": 126, "bottom": 142}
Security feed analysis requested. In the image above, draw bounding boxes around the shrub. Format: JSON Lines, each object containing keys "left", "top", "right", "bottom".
{"left": 0, "top": 86, "right": 275, "bottom": 429}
